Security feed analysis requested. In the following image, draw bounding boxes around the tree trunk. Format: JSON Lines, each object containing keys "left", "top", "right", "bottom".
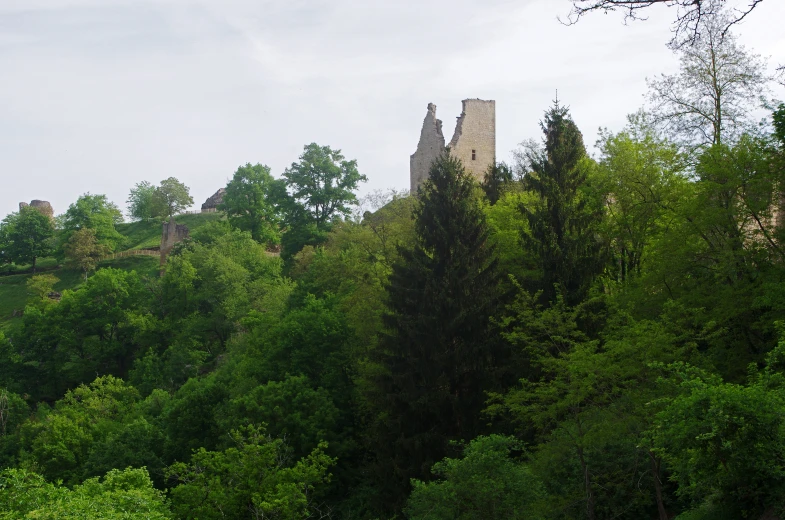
{"left": 577, "top": 444, "right": 595, "bottom": 520}
{"left": 32, "top": 256, "right": 37, "bottom": 274}
{"left": 650, "top": 451, "right": 668, "bottom": 520}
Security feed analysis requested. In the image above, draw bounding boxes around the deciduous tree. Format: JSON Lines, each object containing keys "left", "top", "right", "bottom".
{"left": 63, "top": 228, "right": 111, "bottom": 280}
{"left": 152, "top": 177, "right": 193, "bottom": 217}
{"left": 0, "top": 206, "right": 55, "bottom": 273}
{"left": 566, "top": 0, "right": 765, "bottom": 46}
{"left": 283, "top": 143, "right": 367, "bottom": 230}
{"left": 220, "top": 163, "right": 284, "bottom": 245}
{"left": 60, "top": 194, "right": 124, "bottom": 252}
{"left": 647, "top": 15, "right": 769, "bottom": 149}
{"left": 126, "top": 181, "right": 159, "bottom": 221}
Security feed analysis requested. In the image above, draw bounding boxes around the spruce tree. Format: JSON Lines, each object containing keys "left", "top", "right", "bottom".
{"left": 372, "top": 152, "right": 505, "bottom": 508}
{"left": 522, "top": 102, "right": 605, "bottom": 306}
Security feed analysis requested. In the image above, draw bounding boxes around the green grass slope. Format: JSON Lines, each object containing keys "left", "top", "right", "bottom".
{"left": 116, "top": 212, "right": 223, "bottom": 251}
{"left": 0, "top": 255, "right": 160, "bottom": 332}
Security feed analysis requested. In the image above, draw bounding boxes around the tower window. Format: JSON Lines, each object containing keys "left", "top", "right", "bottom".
{"left": 471, "top": 150, "right": 476, "bottom": 160}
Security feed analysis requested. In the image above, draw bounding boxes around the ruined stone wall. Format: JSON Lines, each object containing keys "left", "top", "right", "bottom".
{"left": 448, "top": 99, "right": 495, "bottom": 182}
{"left": 201, "top": 188, "right": 225, "bottom": 211}
{"left": 410, "top": 99, "right": 495, "bottom": 192}
{"left": 410, "top": 103, "right": 446, "bottom": 193}
{"left": 160, "top": 217, "right": 189, "bottom": 265}
{"left": 19, "top": 200, "right": 54, "bottom": 219}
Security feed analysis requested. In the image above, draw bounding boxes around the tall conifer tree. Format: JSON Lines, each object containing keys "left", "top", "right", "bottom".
{"left": 372, "top": 152, "right": 505, "bottom": 508}
{"left": 522, "top": 102, "right": 605, "bottom": 306}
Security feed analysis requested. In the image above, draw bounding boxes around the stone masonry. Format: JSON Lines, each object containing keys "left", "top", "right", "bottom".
{"left": 201, "top": 188, "right": 225, "bottom": 211}
{"left": 160, "top": 217, "right": 189, "bottom": 266}
{"left": 19, "top": 200, "right": 54, "bottom": 219}
{"left": 410, "top": 103, "right": 446, "bottom": 193}
{"left": 410, "top": 99, "right": 496, "bottom": 192}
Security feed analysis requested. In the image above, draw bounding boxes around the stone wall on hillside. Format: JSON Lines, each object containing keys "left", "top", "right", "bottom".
{"left": 160, "top": 217, "right": 189, "bottom": 266}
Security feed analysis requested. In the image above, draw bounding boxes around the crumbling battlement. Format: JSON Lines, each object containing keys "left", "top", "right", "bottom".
{"left": 160, "top": 217, "right": 189, "bottom": 266}
{"left": 19, "top": 200, "right": 54, "bottom": 219}
{"left": 410, "top": 103, "right": 446, "bottom": 193}
{"left": 410, "top": 99, "right": 496, "bottom": 192}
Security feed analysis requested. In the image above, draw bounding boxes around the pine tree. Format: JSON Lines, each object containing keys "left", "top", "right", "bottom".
{"left": 522, "top": 102, "right": 605, "bottom": 306}
{"left": 372, "top": 152, "right": 506, "bottom": 508}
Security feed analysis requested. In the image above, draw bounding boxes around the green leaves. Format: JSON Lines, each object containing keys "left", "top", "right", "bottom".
{"left": 405, "top": 435, "right": 545, "bottom": 520}
{"left": 0, "top": 467, "right": 171, "bottom": 519}
{"left": 0, "top": 205, "right": 55, "bottom": 272}
{"left": 646, "top": 345, "right": 785, "bottom": 516}
{"left": 61, "top": 194, "right": 124, "bottom": 253}
{"left": 283, "top": 143, "right": 367, "bottom": 229}
{"left": 220, "top": 163, "right": 284, "bottom": 245}
{"left": 166, "top": 425, "right": 335, "bottom": 520}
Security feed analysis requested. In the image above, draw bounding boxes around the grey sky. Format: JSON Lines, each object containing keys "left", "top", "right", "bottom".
{"left": 1, "top": 0, "right": 783, "bottom": 218}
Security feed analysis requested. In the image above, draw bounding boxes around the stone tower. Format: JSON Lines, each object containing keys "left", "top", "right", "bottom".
{"left": 409, "top": 103, "right": 446, "bottom": 193}
{"left": 160, "top": 217, "right": 189, "bottom": 266}
{"left": 410, "top": 98, "right": 496, "bottom": 192}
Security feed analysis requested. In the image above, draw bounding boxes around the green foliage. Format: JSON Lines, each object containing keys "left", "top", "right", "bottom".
{"left": 0, "top": 388, "right": 29, "bottom": 467}
{"left": 26, "top": 273, "right": 59, "bottom": 304}
{"left": 0, "top": 206, "right": 55, "bottom": 272}
{"left": 595, "top": 113, "right": 687, "bottom": 282}
{"left": 225, "top": 375, "right": 342, "bottom": 459}
{"left": 1, "top": 65, "right": 784, "bottom": 520}
{"left": 220, "top": 162, "right": 285, "bottom": 245}
{"left": 60, "top": 194, "right": 124, "bottom": 253}
{"left": 152, "top": 177, "right": 194, "bottom": 218}
{"left": 126, "top": 181, "right": 159, "bottom": 221}
{"left": 283, "top": 143, "right": 367, "bottom": 229}
{"left": 114, "top": 211, "right": 222, "bottom": 250}
{"left": 63, "top": 227, "right": 112, "bottom": 280}
{"left": 9, "top": 269, "right": 148, "bottom": 399}
{"left": 17, "top": 376, "right": 148, "bottom": 485}
{"left": 371, "top": 152, "right": 507, "bottom": 506}
{"left": 280, "top": 143, "right": 367, "bottom": 260}
{"left": 521, "top": 102, "right": 606, "bottom": 306}
{"left": 647, "top": 337, "right": 785, "bottom": 517}
{"left": 290, "top": 194, "right": 417, "bottom": 351}
{"left": 481, "top": 161, "right": 515, "bottom": 205}
{"left": 405, "top": 435, "right": 545, "bottom": 520}
{"left": 0, "top": 467, "right": 171, "bottom": 519}
{"left": 774, "top": 103, "right": 785, "bottom": 147}
{"left": 166, "top": 425, "right": 335, "bottom": 520}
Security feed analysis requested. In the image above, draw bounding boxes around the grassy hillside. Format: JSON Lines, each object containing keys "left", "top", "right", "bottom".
{"left": 117, "top": 212, "right": 223, "bottom": 250}
{"left": 0, "top": 255, "right": 160, "bottom": 332}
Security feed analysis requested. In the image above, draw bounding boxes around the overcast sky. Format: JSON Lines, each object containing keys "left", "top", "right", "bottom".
{"left": 1, "top": 0, "right": 784, "bottom": 218}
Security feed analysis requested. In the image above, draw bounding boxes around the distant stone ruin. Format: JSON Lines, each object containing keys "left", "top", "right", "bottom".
{"left": 201, "top": 188, "right": 225, "bottom": 211}
{"left": 160, "top": 217, "right": 189, "bottom": 265}
{"left": 19, "top": 200, "right": 54, "bottom": 219}
{"left": 410, "top": 99, "right": 496, "bottom": 192}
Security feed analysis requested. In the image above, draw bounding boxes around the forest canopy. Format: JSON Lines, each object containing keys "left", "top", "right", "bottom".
{"left": 1, "top": 16, "right": 785, "bottom": 520}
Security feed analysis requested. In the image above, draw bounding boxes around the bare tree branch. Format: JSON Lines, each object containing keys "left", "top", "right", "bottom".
{"left": 646, "top": 14, "right": 770, "bottom": 150}
{"left": 564, "top": 0, "right": 765, "bottom": 46}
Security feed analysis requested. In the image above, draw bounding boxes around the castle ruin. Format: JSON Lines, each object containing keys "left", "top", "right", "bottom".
{"left": 19, "top": 200, "right": 54, "bottom": 220}
{"left": 160, "top": 217, "right": 189, "bottom": 266}
{"left": 410, "top": 99, "right": 495, "bottom": 192}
